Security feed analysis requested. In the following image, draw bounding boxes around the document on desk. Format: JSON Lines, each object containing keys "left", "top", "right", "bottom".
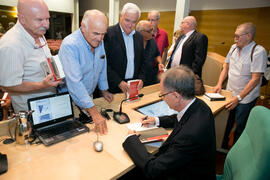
{"left": 126, "top": 122, "right": 158, "bottom": 132}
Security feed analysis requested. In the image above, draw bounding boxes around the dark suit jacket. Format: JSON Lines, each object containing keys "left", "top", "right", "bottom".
{"left": 123, "top": 98, "right": 216, "bottom": 180}
{"left": 167, "top": 31, "right": 208, "bottom": 77}
{"left": 104, "top": 23, "right": 145, "bottom": 93}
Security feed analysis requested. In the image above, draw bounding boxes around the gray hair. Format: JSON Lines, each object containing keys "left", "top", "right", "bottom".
{"left": 186, "top": 16, "right": 197, "bottom": 29}
{"left": 136, "top": 20, "right": 148, "bottom": 32}
{"left": 162, "top": 66, "right": 195, "bottom": 100}
{"left": 237, "top": 22, "right": 256, "bottom": 39}
{"left": 121, "top": 3, "right": 141, "bottom": 19}
{"left": 149, "top": 10, "right": 160, "bottom": 20}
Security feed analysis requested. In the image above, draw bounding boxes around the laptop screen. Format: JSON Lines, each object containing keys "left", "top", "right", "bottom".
{"left": 28, "top": 93, "right": 73, "bottom": 127}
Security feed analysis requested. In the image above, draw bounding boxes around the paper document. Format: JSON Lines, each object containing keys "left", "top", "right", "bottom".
{"left": 126, "top": 122, "right": 158, "bottom": 132}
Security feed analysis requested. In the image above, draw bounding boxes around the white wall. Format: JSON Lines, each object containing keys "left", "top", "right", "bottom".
{"left": 79, "top": 0, "right": 270, "bottom": 16}
{"left": 0, "top": 0, "right": 75, "bottom": 13}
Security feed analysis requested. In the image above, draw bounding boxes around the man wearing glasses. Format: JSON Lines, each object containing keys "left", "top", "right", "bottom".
{"left": 148, "top": 10, "right": 169, "bottom": 65}
{"left": 122, "top": 66, "right": 216, "bottom": 179}
{"left": 0, "top": 0, "right": 60, "bottom": 113}
{"left": 136, "top": 20, "right": 164, "bottom": 86}
{"left": 214, "top": 22, "right": 267, "bottom": 149}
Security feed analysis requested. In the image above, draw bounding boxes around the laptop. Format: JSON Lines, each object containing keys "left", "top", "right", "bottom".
{"left": 27, "top": 92, "right": 89, "bottom": 146}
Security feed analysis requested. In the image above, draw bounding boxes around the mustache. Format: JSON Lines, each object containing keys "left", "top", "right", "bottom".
{"left": 38, "top": 27, "right": 48, "bottom": 31}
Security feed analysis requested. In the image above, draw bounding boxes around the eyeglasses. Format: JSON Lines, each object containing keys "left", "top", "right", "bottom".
{"left": 234, "top": 32, "right": 249, "bottom": 39}
{"left": 147, "top": 18, "right": 159, "bottom": 22}
{"left": 158, "top": 92, "right": 173, "bottom": 98}
{"left": 142, "top": 28, "right": 153, "bottom": 33}
{"left": 34, "top": 36, "right": 47, "bottom": 49}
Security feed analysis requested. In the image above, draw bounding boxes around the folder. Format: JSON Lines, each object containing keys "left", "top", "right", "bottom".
{"left": 203, "top": 93, "right": 226, "bottom": 101}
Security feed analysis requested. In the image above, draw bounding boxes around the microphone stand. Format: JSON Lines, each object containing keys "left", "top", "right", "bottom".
{"left": 113, "top": 94, "right": 144, "bottom": 124}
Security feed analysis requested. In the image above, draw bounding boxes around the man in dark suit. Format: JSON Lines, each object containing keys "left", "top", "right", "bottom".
{"left": 104, "top": 3, "right": 145, "bottom": 94}
{"left": 122, "top": 66, "right": 216, "bottom": 180}
{"left": 166, "top": 16, "right": 208, "bottom": 77}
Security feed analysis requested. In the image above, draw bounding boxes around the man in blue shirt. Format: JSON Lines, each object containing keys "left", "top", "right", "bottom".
{"left": 59, "top": 10, "right": 113, "bottom": 135}
{"left": 104, "top": 3, "right": 145, "bottom": 94}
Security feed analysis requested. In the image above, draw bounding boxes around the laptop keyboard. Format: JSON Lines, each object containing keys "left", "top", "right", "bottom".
{"left": 37, "top": 120, "right": 89, "bottom": 145}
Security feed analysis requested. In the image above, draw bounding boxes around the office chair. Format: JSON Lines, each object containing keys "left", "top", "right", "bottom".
{"left": 217, "top": 106, "right": 270, "bottom": 180}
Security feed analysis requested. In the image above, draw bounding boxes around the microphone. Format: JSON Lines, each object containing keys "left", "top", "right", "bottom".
{"left": 113, "top": 93, "right": 144, "bottom": 124}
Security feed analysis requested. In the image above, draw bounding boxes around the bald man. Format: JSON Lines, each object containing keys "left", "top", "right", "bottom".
{"left": 0, "top": 0, "right": 60, "bottom": 113}
{"left": 58, "top": 10, "right": 113, "bottom": 135}
{"left": 148, "top": 10, "right": 169, "bottom": 65}
{"left": 136, "top": 20, "right": 164, "bottom": 86}
{"left": 167, "top": 16, "right": 208, "bottom": 78}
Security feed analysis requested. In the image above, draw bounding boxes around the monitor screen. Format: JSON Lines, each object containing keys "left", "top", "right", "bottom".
{"left": 136, "top": 100, "right": 178, "bottom": 117}
{"left": 29, "top": 93, "right": 73, "bottom": 126}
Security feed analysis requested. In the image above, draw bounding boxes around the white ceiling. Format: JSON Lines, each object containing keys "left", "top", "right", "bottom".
{"left": 79, "top": 0, "right": 270, "bottom": 15}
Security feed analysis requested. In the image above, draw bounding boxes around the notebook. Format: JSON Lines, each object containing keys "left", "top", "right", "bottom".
{"left": 27, "top": 92, "right": 89, "bottom": 146}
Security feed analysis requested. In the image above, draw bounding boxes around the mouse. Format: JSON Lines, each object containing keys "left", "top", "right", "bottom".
{"left": 93, "top": 141, "right": 103, "bottom": 152}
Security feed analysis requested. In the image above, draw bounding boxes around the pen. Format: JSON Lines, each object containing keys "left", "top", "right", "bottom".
{"left": 141, "top": 116, "right": 148, "bottom": 127}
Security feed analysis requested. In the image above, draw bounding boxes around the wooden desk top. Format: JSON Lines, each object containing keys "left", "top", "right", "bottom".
{"left": 0, "top": 84, "right": 232, "bottom": 180}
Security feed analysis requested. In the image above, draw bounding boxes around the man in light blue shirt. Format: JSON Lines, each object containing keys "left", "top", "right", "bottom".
{"left": 59, "top": 10, "right": 113, "bottom": 135}
{"left": 104, "top": 3, "right": 145, "bottom": 94}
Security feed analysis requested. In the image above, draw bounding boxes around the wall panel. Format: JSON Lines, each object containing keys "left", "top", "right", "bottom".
{"left": 191, "top": 7, "right": 270, "bottom": 56}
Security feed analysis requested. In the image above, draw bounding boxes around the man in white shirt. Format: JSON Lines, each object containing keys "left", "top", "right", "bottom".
{"left": 166, "top": 16, "right": 208, "bottom": 78}
{"left": 0, "top": 0, "right": 60, "bottom": 113}
{"left": 214, "top": 22, "right": 267, "bottom": 148}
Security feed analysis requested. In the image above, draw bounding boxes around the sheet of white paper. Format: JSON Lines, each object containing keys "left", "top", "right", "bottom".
{"left": 126, "top": 122, "right": 158, "bottom": 132}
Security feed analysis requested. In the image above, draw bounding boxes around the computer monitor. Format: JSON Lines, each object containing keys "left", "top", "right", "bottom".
{"left": 136, "top": 100, "right": 178, "bottom": 117}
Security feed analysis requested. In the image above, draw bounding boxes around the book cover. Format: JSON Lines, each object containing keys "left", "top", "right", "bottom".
{"left": 139, "top": 127, "right": 168, "bottom": 143}
{"left": 40, "top": 55, "right": 65, "bottom": 81}
{"left": 203, "top": 93, "right": 226, "bottom": 101}
{"left": 127, "top": 79, "right": 140, "bottom": 101}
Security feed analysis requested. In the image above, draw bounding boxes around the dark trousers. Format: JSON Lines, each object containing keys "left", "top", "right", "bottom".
{"left": 222, "top": 98, "right": 257, "bottom": 149}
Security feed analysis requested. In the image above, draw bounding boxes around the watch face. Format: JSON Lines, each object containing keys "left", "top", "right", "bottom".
{"left": 237, "top": 95, "right": 242, "bottom": 101}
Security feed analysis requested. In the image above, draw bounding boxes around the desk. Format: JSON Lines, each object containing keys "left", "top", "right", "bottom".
{"left": 0, "top": 84, "right": 231, "bottom": 180}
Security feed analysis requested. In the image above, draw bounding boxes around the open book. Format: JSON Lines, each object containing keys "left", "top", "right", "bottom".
{"left": 40, "top": 55, "right": 65, "bottom": 81}
{"left": 203, "top": 93, "right": 226, "bottom": 101}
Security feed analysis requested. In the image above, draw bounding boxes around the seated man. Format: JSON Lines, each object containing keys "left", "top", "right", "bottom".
{"left": 136, "top": 20, "right": 164, "bottom": 86}
{"left": 122, "top": 66, "right": 216, "bottom": 179}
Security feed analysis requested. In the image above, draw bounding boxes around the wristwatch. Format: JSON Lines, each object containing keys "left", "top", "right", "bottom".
{"left": 237, "top": 95, "right": 242, "bottom": 101}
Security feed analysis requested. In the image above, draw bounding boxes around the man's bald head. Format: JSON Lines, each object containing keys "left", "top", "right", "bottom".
{"left": 81, "top": 9, "right": 107, "bottom": 30}
{"left": 81, "top": 10, "right": 108, "bottom": 50}
{"left": 17, "top": 0, "right": 50, "bottom": 39}
{"left": 180, "top": 16, "right": 197, "bottom": 34}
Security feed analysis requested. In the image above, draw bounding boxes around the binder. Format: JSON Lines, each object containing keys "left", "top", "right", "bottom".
{"left": 203, "top": 93, "right": 226, "bottom": 101}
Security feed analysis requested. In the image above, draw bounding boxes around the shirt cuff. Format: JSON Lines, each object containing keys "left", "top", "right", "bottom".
{"left": 124, "top": 134, "right": 137, "bottom": 142}
{"left": 155, "top": 117, "right": 160, "bottom": 126}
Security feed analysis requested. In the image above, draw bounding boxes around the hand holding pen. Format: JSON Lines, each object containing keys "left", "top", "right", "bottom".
{"left": 141, "top": 116, "right": 156, "bottom": 127}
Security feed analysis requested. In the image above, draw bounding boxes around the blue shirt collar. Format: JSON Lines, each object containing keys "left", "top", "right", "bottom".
{"left": 119, "top": 24, "right": 135, "bottom": 37}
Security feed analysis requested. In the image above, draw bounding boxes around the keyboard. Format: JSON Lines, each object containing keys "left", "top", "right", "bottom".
{"left": 37, "top": 120, "right": 89, "bottom": 146}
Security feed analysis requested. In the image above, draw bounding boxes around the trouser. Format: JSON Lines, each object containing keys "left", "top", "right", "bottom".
{"left": 221, "top": 98, "right": 257, "bottom": 149}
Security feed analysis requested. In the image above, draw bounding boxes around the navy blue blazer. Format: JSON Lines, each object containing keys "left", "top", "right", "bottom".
{"left": 104, "top": 23, "right": 145, "bottom": 93}
{"left": 167, "top": 31, "right": 208, "bottom": 77}
{"left": 123, "top": 98, "right": 216, "bottom": 180}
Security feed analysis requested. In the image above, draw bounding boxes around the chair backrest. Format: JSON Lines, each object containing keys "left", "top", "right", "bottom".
{"left": 221, "top": 106, "right": 270, "bottom": 180}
